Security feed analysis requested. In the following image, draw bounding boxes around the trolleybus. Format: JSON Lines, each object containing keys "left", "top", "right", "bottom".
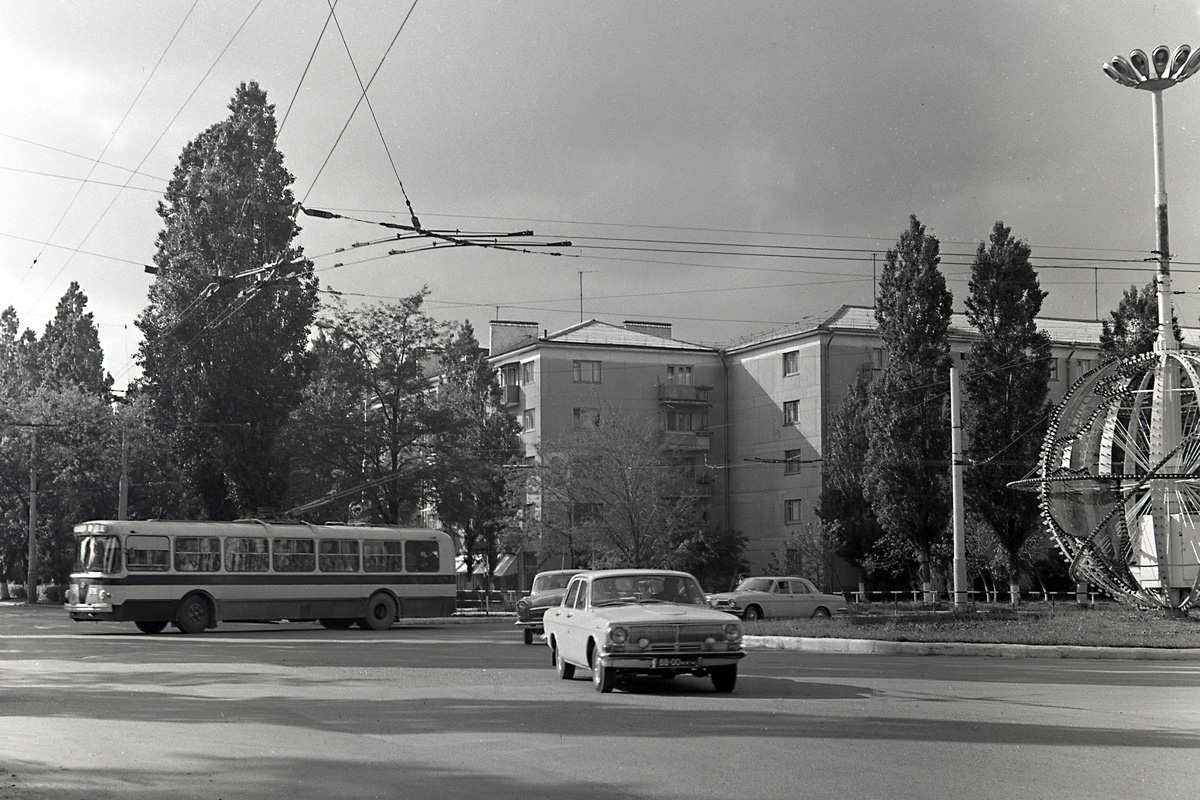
{"left": 65, "top": 519, "right": 457, "bottom": 633}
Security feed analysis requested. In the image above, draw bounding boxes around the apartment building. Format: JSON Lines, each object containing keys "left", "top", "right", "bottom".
{"left": 489, "top": 306, "right": 1198, "bottom": 588}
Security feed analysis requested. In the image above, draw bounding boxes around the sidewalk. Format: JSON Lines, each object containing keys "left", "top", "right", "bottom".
{"left": 744, "top": 634, "right": 1200, "bottom": 660}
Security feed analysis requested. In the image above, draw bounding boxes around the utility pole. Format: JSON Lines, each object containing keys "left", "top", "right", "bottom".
{"left": 949, "top": 366, "right": 968, "bottom": 608}
{"left": 118, "top": 428, "right": 129, "bottom": 520}
{"left": 26, "top": 428, "right": 37, "bottom": 604}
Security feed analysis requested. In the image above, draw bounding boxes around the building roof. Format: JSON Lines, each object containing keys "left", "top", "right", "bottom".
{"left": 725, "top": 304, "right": 1200, "bottom": 352}
{"left": 541, "top": 319, "right": 718, "bottom": 352}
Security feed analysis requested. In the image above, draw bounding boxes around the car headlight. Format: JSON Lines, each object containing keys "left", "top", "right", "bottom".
{"left": 609, "top": 626, "right": 629, "bottom": 645}
{"left": 516, "top": 599, "right": 529, "bottom": 614}
{"left": 724, "top": 624, "right": 742, "bottom": 643}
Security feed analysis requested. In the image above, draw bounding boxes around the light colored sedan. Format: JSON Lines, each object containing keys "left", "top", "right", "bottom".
{"left": 707, "top": 576, "right": 848, "bottom": 621}
{"left": 543, "top": 569, "right": 745, "bottom": 693}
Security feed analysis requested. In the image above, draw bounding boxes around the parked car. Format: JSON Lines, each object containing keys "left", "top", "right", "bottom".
{"left": 707, "top": 576, "right": 847, "bottom": 621}
{"left": 543, "top": 569, "right": 745, "bottom": 693}
{"left": 515, "top": 569, "right": 583, "bottom": 645}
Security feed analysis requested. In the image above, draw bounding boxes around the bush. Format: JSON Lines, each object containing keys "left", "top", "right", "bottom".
{"left": 38, "top": 584, "right": 64, "bottom": 603}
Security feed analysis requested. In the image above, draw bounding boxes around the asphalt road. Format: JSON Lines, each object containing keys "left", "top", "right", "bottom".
{"left": 2, "top": 604, "right": 1199, "bottom": 800}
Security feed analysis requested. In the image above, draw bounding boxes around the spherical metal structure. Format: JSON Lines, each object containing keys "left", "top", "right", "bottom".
{"left": 1040, "top": 351, "right": 1200, "bottom": 610}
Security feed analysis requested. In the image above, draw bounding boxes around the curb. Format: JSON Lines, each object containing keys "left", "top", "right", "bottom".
{"left": 745, "top": 634, "right": 1200, "bottom": 660}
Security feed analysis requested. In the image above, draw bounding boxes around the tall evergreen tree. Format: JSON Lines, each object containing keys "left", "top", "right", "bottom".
{"left": 1098, "top": 281, "right": 1181, "bottom": 359}
{"left": 963, "top": 221, "right": 1051, "bottom": 605}
{"left": 38, "top": 282, "right": 113, "bottom": 398}
{"left": 818, "top": 372, "right": 883, "bottom": 597}
{"left": 863, "top": 215, "right": 953, "bottom": 599}
{"left": 135, "top": 82, "right": 318, "bottom": 519}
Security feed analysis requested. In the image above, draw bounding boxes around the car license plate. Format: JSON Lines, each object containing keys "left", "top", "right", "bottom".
{"left": 652, "top": 657, "right": 696, "bottom": 669}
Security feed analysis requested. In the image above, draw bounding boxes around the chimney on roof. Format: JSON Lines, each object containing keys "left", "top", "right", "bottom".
{"left": 489, "top": 320, "right": 539, "bottom": 355}
{"left": 624, "top": 320, "right": 672, "bottom": 339}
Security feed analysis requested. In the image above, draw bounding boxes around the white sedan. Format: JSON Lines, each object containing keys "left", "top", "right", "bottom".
{"left": 543, "top": 569, "right": 745, "bottom": 693}
{"left": 708, "top": 576, "right": 848, "bottom": 621}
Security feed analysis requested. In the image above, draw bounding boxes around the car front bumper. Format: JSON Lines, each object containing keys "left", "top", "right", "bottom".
{"left": 598, "top": 651, "right": 745, "bottom": 670}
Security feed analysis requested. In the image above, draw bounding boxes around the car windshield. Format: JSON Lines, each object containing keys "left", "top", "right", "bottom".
{"left": 74, "top": 535, "right": 123, "bottom": 574}
{"left": 532, "top": 573, "right": 574, "bottom": 593}
{"left": 735, "top": 578, "right": 773, "bottom": 592}
{"left": 590, "top": 574, "right": 706, "bottom": 607}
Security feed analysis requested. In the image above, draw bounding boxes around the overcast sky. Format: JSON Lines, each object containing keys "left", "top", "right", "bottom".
{"left": 6, "top": 1, "right": 1200, "bottom": 393}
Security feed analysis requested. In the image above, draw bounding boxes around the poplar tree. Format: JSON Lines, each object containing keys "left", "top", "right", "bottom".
{"left": 963, "top": 221, "right": 1051, "bottom": 605}
{"left": 863, "top": 215, "right": 953, "bottom": 600}
{"left": 136, "top": 82, "right": 318, "bottom": 518}
{"left": 818, "top": 372, "right": 883, "bottom": 597}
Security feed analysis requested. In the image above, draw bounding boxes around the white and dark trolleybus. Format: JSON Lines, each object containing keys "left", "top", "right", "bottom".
{"left": 65, "top": 519, "right": 456, "bottom": 633}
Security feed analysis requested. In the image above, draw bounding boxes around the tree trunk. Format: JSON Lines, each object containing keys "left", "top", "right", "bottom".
{"left": 1008, "top": 550, "right": 1022, "bottom": 607}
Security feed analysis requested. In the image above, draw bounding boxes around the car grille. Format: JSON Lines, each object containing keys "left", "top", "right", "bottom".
{"left": 627, "top": 624, "right": 731, "bottom": 652}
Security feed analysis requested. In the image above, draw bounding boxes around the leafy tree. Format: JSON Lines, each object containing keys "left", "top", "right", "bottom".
{"left": 135, "top": 82, "right": 318, "bottom": 518}
{"left": 818, "top": 372, "right": 883, "bottom": 597}
{"left": 430, "top": 322, "right": 523, "bottom": 589}
{"left": 962, "top": 221, "right": 1051, "bottom": 606}
{"left": 37, "top": 281, "right": 113, "bottom": 398}
{"left": 673, "top": 526, "right": 748, "bottom": 592}
{"left": 0, "top": 307, "right": 38, "bottom": 401}
{"left": 863, "top": 215, "right": 953, "bottom": 600}
{"left": 285, "top": 292, "right": 449, "bottom": 524}
{"left": 534, "top": 409, "right": 705, "bottom": 569}
{"left": 1099, "top": 281, "right": 1181, "bottom": 359}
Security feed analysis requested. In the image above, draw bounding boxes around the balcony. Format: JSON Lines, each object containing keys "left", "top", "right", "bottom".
{"left": 657, "top": 384, "right": 711, "bottom": 405}
{"left": 501, "top": 384, "right": 521, "bottom": 407}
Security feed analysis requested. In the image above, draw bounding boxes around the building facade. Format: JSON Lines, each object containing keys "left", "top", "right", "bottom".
{"left": 488, "top": 306, "right": 1198, "bottom": 590}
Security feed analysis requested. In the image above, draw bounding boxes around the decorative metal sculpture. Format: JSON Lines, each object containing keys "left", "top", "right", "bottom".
{"left": 1036, "top": 47, "right": 1200, "bottom": 613}
{"left": 1040, "top": 352, "right": 1200, "bottom": 611}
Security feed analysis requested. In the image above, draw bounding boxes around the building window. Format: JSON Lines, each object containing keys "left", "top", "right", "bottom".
{"left": 522, "top": 408, "right": 536, "bottom": 430}
{"left": 871, "top": 348, "right": 883, "bottom": 370}
{"left": 500, "top": 363, "right": 520, "bottom": 387}
{"left": 573, "top": 360, "right": 602, "bottom": 383}
{"left": 784, "top": 449, "right": 803, "bottom": 474}
{"left": 1075, "top": 358, "right": 1092, "bottom": 378}
{"left": 666, "top": 409, "right": 695, "bottom": 432}
{"left": 785, "top": 499, "right": 802, "bottom": 525}
{"left": 783, "top": 400, "right": 800, "bottom": 426}
{"left": 667, "top": 365, "right": 693, "bottom": 385}
{"left": 783, "top": 350, "right": 799, "bottom": 376}
{"left": 1048, "top": 358, "right": 1059, "bottom": 381}
{"left": 573, "top": 407, "right": 600, "bottom": 430}
{"left": 573, "top": 502, "right": 604, "bottom": 523}
{"left": 522, "top": 361, "right": 536, "bottom": 384}
{"left": 785, "top": 548, "right": 802, "bottom": 575}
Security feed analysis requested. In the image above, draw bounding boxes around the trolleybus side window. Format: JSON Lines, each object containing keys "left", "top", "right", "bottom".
{"left": 175, "top": 536, "right": 221, "bottom": 572}
{"left": 405, "top": 539, "right": 440, "bottom": 573}
{"left": 363, "top": 539, "right": 403, "bottom": 572}
{"left": 77, "top": 534, "right": 123, "bottom": 573}
{"left": 225, "top": 537, "right": 269, "bottom": 572}
{"left": 319, "top": 539, "right": 360, "bottom": 572}
{"left": 124, "top": 535, "right": 168, "bottom": 572}
{"left": 273, "top": 538, "right": 315, "bottom": 572}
